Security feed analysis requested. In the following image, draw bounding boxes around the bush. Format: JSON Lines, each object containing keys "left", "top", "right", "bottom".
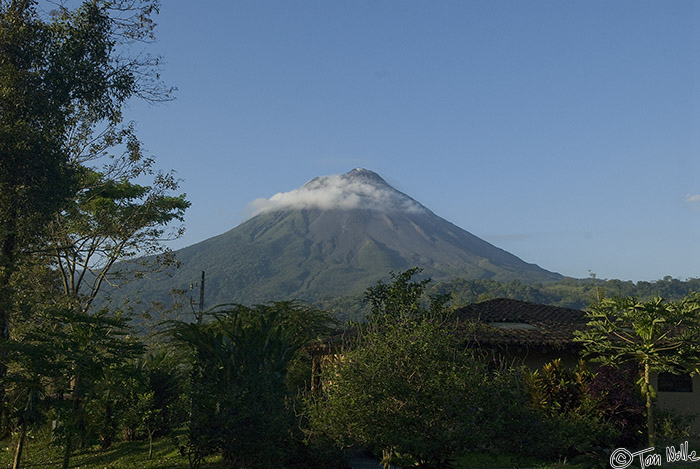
{"left": 587, "top": 363, "right": 645, "bottom": 448}
{"left": 306, "top": 316, "right": 491, "bottom": 468}
{"left": 524, "top": 359, "right": 645, "bottom": 460}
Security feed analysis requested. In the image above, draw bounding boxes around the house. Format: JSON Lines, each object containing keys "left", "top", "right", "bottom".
{"left": 454, "top": 298, "right": 700, "bottom": 432}
{"left": 308, "top": 298, "right": 588, "bottom": 390}
{"left": 452, "top": 298, "right": 586, "bottom": 369}
{"left": 652, "top": 369, "right": 700, "bottom": 434}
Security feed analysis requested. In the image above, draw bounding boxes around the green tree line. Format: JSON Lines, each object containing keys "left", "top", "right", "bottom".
{"left": 317, "top": 275, "right": 700, "bottom": 321}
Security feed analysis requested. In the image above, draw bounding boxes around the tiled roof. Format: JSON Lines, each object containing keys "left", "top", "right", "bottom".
{"left": 453, "top": 298, "right": 587, "bottom": 348}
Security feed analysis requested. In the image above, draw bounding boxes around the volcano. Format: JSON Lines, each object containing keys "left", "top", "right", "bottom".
{"left": 109, "top": 169, "right": 561, "bottom": 312}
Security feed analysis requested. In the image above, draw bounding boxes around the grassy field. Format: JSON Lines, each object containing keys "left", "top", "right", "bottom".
{"left": 1, "top": 427, "right": 594, "bottom": 469}
{"left": 0, "top": 427, "right": 227, "bottom": 469}
{"left": 451, "top": 451, "right": 589, "bottom": 469}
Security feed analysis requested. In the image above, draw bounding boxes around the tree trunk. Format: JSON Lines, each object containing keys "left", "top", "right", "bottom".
{"left": 0, "top": 227, "right": 17, "bottom": 437}
{"left": 12, "top": 419, "right": 27, "bottom": 469}
{"left": 148, "top": 428, "right": 154, "bottom": 459}
{"left": 101, "top": 403, "right": 114, "bottom": 449}
{"left": 61, "top": 427, "right": 72, "bottom": 469}
{"left": 62, "top": 381, "right": 81, "bottom": 469}
{"left": 645, "top": 362, "right": 655, "bottom": 447}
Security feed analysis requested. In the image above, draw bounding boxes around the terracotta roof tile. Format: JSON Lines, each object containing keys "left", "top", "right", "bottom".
{"left": 453, "top": 298, "right": 587, "bottom": 347}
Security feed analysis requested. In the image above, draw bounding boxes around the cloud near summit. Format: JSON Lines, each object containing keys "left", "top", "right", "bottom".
{"left": 249, "top": 172, "right": 426, "bottom": 216}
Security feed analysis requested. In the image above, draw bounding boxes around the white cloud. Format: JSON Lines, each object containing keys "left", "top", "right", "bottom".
{"left": 686, "top": 194, "right": 700, "bottom": 203}
{"left": 249, "top": 171, "right": 427, "bottom": 216}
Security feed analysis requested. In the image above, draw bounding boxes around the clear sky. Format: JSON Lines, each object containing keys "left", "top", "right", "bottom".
{"left": 125, "top": 0, "right": 700, "bottom": 282}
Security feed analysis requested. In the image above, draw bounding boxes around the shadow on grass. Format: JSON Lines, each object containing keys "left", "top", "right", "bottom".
{"left": 0, "top": 427, "right": 227, "bottom": 468}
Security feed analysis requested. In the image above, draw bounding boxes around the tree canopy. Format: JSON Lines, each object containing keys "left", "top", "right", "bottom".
{"left": 574, "top": 295, "right": 700, "bottom": 445}
{"left": 0, "top": 2, "right": 184, "bottom": 466}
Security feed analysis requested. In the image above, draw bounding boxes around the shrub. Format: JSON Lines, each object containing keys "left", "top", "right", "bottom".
{"left": 587, "top": 363, "right": 645, "bottom": 448}
{"left": 306, "top": 317, "right": 490, "bottom": 468}
{"left": 525, "top": 359, "right": 643, "bottom": 459}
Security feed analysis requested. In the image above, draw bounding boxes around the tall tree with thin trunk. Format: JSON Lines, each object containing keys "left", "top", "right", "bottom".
{"left": 0, "top": 0, "right": 170, "bottom": 425}
{"left": 1, "top": 3, "right": 179, "bottom": 467}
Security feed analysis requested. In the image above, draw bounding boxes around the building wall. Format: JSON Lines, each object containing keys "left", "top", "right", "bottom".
{"left": 477, "top": 344, "right": 580, "bottom": 370}
{"left": 653, "top": 373, "right": 700, "bottom": 435}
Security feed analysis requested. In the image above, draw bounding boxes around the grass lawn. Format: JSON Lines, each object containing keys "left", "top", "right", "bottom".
{"left": 2, "top": 427, "right": 598, "bottom": 469}
{"left": 452, "top": 451, "right": 592, "bottom": 469}
{"left": 0, "top": 427, "right": 227, "bottom": 468}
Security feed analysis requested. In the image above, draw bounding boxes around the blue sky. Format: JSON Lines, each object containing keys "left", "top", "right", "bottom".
{"left": 126, "top": 1, "right": 700, "bottom": 281}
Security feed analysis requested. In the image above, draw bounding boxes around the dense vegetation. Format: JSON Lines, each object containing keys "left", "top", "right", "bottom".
{"left": 3, "top": 1, "right": 700, "bottom": 468}
{"left": 318, "top": 274, "right": 700, "bottom": 320}
{"left": 305, "top": 270, "right": 658, "bottom": 468}
{"left": 9, "top": 265, "right": 687, "bottom": 469}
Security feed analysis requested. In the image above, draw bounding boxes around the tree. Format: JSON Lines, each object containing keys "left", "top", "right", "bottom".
{"left": 172, "top": 310, "right": 297, "bottom": 468}
{"left": 307, "top": 316, "right": 491, "bottom": 468}
{"left": 6, "top": 301, "right": 143, "bottom": 469}
{"left": 211, "top": 300, "right": 339, "bottom": 391}
{"left": 306, "top": 269, "right": 491, "bottom": 468}
{"left": 524, "top": 359, "right": 630, "bottom": 456}
{"left": 574, "top": 295, "right": 700, "bottom": 446}
{"left": 138, "top": 351, "right": 184, "bottom": 459}
{"left": 0, "top": 0, "right": 170, "bottom": 431}
{"left": 3, "top": 336, "right": 50, "bottom": 469}
{"left": 47, "top": 158, "right": 189, "bottom": 315}
{"left": 115, "top": 351, "right": 184, "bottom": 459}
{"left": 1, "top": 2, "right": 186, "bottom": 464}
{"left": 364, "top": 267, "right": 443, "bottom": 324}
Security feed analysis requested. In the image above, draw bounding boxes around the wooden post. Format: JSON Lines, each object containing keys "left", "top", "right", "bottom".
{"left": 197, "top": 271, "right": 205, "bottom": 325}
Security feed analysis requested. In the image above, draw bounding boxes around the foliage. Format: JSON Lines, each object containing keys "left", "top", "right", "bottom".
{"left": 307, "top": 269, "right": 483, "bottom": 468}
{"left": 207, "top": 300, "right": 338, "bottom": 393}
{"left": 89, "top": 360, "right": 142, "bottom": 448}
{"left": 307, "top": 315, "right": 488, "bottom": 468}
{"left": 0, "top": 0, "right": 176, "bottom": 447}
{"left": 129, "top": 352, "right": 185, "bottom": 460}
{"left": 7, "top": 304, "right": 144, "bottom": 468}
{"left": 654, "top": 407, "right": 697, "bottom": 447}
{"left": 171, "top": 310, "right": 296, "bottom": 468}
{"left": 0, "top": 0, "right": 150, "bottom": 276}
{"left": 307, "top": 270, "right": 644, "bottom": 466}
{"left": 166, "top": 301, "right": 339, "bottom": 468}
{"left": 429, "top": 276, "right": 700, "bottom": 312}
{"left": 525, "top": 360, "right": 627, "bottom": 458}
{"left": 211, "top": 300, "right": 338, "bottom": 349}
{"left": 0, "top": 0, "right": 98, "bottom": 434}
{"left": 2, "top": 341, "right": 47, "bottom": 468}
{"left": 574, "top": 295, "right": 700, "bottom": 446}
{"left": 280, "top": 274, "right": 700, "bottom": 322}
{"left": 109, "top": 350, "right": 184, "bottom": 458}
{"left": 364, "top": 267, "right": 433, "bottom": 320}
{"left": 0, "top": 0, "right": 170, "bottom": 302}
{"left": 586, "top": 363, "right": 645, "bottom": 448}
{"left": 47, "top": 160, "right": 189, "bottom": 314}
{"left": 527, "top": 359, "right": 595, "bottom": 416}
